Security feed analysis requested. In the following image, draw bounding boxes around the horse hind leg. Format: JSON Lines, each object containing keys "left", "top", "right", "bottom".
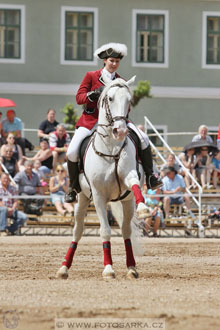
{"left": 57, "top": 192, "right": 90, "bottom": 279}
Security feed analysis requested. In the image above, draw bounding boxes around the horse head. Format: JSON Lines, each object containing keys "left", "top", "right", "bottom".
{"left": 98, "top": 76, "right": 136, "bottom": 141}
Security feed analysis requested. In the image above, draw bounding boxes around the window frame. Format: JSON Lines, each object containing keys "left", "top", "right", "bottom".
{"left": 0, "top": 4, "right": 25, "bottom": 64}
{"left": 202, "top": 11, "right": 220, "bottom": 69}
{"left": 61, "top": 6, "right": 98, "bottom": 66}
{"left": 132, "top": 9, "right": 169, "bottom": 68}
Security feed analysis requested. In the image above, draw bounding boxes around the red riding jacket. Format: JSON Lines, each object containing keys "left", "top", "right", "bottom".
{"left": 75, "top": 68, "right": 121, "bottom": 130}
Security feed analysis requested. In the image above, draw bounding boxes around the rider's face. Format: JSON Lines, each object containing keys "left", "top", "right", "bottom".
{"left": 104, "top": 57, "right": 121, "bottom": 73}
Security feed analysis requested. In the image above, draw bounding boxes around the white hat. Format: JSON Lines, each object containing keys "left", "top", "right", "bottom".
{"left": 94, "top": 43, "right": 127, "bottom": 59}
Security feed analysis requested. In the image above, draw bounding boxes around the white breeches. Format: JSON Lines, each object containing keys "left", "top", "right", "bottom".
{"left": 67, "top": 125, "right": 97, "bottom": 162}
{"left": 127, "top": 122, "right": 149, "bottom": 150}
{"left": 67, "top": 123, "right": 149, "bottom": 162}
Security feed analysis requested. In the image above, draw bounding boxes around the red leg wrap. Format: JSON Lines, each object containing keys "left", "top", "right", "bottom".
{"left": 103, "top": 241, "right": 113, "bottom": 266}
{"left": 62, "top": 241, "right": 78, "bottom": 269}
{"left": 124, "top": 239, "right": 136, "bottom": 268}
{"left": 131, "top": 184, "right": 144, "bottom": 205}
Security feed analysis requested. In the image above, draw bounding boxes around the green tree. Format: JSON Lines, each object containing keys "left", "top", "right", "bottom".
{"left": 131, "top": 80, "right": 152, "bottom": 107}
{"left": 60, "top": 103, "right": 79, "bottom": 131}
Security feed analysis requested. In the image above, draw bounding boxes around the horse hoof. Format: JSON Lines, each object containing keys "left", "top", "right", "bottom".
{"left": 136, "top": 202, "right": 152, "bottom": 219}
{"left": 56, "top": 265, "right": 69, "bottom": 279}
{"left": 102, "top": 265, "right": 115, "bottom": 279}
{"left": 127, "top": 266, "right": 139, "bottom": 279}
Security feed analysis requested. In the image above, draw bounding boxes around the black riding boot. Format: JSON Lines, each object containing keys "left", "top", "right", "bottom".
{"left": 141, "top": 145, "right": 163, "bottom": 190}
{"left": 65, "top": 160, "right": 81, "bottom": 203}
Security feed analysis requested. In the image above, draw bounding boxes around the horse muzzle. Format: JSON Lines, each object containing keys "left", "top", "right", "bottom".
{"left": 112, "top": 127, "right": 128, "bottom": 141}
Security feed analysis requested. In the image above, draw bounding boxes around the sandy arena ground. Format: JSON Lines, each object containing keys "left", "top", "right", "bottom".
{"left": 0, "top": 236, "right": 220, "bottom": 330}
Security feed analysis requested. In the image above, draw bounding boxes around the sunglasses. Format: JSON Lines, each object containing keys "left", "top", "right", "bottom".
{"left": 201, "top": 148, "right": 208, "bottom": 151}
{"left": 57, "top": 170, "right": 64, "bottom": 173}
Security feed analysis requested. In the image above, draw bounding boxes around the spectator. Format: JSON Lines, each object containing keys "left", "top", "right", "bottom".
{"left": 38, "top": 108, "right": 59, "bottom": 142}
{"left": 1, "top": 132, "right": 23, "bottom": 166}
{"left": 194, "top": 147, "right": 213, "bottom": 189}
{"left": 49, "top": 165, "right": 74, "bottom": 216}
{"left": 49, "top": 124, "right": 70, "bottom": 170}
{"left": 160, "top": 153, "right": 181, "bottom": 178}
{"left": 14, "top": 160, "right": 44, "bottom": 215}
{"left": 142, "top": 184, "right": 164, "bottom": 237}
{"left": 0, "top": 172, "right": 27, "bottom": 236}
{"left": 0, "top": 145, "right": 19, "bottom": 178}
{"left": 192, "top": 125, "right": 213, "bottom": 144}
{"left": 211, "top": 150, "right": 220, "bottom": 189}
{"left": 161, "top": 166, "right": 195, "bottom": 219}
{"left": 179, "top": 146, "right": 197, "bottom": 188}
{"left": 23, "top": 138, "right": 53, "bottom": 176}
{"left": 1, "top": 109, "right": 34, "bottom": 155}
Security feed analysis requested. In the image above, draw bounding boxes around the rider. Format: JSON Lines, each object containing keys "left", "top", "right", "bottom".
{"left": 65, "top": 42, "right": 162, "bottom": 203}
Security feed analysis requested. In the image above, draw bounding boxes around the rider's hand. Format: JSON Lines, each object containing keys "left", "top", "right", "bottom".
{"left": 87, "top": 86, "right": 104, "bottom": 102}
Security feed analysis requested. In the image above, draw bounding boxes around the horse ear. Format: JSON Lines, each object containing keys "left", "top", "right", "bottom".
{"left": 126, "top": 75, "right": 136, "bottom": 87}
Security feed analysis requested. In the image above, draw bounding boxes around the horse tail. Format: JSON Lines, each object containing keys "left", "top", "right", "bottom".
{"left": 109, "top": 202, "right": 145, "bottom": 256}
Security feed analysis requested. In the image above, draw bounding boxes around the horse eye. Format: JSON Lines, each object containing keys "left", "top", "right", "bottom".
{"left": 109, "top": 97, "right": 113, "bottom": 102}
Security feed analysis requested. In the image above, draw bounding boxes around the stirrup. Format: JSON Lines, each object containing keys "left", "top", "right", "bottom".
{"left": 147, "top": 175, "right": 163, "bottom": 190}
{"left": 65, "top": 189, "right": 78, "bottom": 203}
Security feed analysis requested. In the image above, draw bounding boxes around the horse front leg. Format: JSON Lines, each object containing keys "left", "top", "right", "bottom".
{"left": 57, "top": 192, "right": 90, "bottom": 279}
{"left": 92, "top": 193, "right": 115, "bottom": 279}
{"left": 125, "top": 170, "right": 152, "bottom": 219}
{"left": 121, "top": 200, "right": 139, "bottom": 279}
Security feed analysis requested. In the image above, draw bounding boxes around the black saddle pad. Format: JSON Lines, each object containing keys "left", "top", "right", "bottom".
{"left": 128, "top": 127, "right": 142, "bottom": 153}
{"left": 79, "top": 134, "right": 94, "bottom": 171}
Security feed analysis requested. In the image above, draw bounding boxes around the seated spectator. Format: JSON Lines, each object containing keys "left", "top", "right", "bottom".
{"left": 0, "top": 145, "right": 19, "bottom": 178}
{"left": 14, "top": 160, "right": 44, "bottom": 215}
{"left": 0, "top": 172, "right": 27, "bottom": 236}
{"left": 160, "top": 153, "right": 181, "bottom": 178}
{"left": 161, "top": 166, "right": 195, "bottom": 219}
{"left": 142, "top": 184, "right": 164, "bottom": 237}
{"left": 1, "top": 109, "right": 34, "bottom": 155}
{"left": 211, "top": 150, "right": 220, "bottom": 189}
{"left": 192, "top": 125, "right": 213, "bottom": 144}
{"left": 49, "top": 124, "right": 70, "bottom": 170}
{"left": 194, "top": 146, "right": 213, "bottom": 189}
{"left": 23, "top": 138, "right": 53, "bottom": 176}
{"left": 49, "top": 165, "right": 74, "bottom": 216}
{"left": 179, "top": 146, "right": 197, "bottom": 188}
{"left": 0, "top": 132, "right": 23, "bottom": 166}
{"left": 38, "top": 108, "right": 59, "bottom": 142}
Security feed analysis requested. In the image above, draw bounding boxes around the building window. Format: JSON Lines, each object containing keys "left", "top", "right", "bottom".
{"left": 136, "top": 14, "right": 164, "bottom": 63}
{"left": 0, "top": 5, "right": 25, "bottom": 63}
{"left": 132, "top": 9, "right": 169, "bottom": 68}
{"left": 61, "top": 7, "right": 98, "bottom": 65}
{"left": 206, "top": 16, "right": 220, "bottom": 65}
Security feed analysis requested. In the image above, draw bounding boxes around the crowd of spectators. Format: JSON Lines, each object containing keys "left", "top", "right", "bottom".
{"left": 0, "top": 107, "right": 219, "bottom": 237}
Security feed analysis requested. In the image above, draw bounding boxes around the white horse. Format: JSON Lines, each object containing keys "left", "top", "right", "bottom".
{"left": 57, "top": 77, "right": 151, "bottom": 279}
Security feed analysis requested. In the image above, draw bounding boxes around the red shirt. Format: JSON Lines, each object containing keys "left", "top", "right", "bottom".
{"left": 76, "top": 69, "right": 121, "bottom": 130}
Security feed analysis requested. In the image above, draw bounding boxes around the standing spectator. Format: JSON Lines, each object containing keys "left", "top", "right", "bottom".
{"left": 23, "top": 138, "right": 53, "bottom": 176}
{"left": 211, "top": 150, "right": 220, "bottom": 189}
{"left": 14, "top": 160, "right": 44, "bottom": 215}
{"left": 1, "top": 109, "right": 34, "bottom": 155}
{"left": 194, "top": 147, "right": 213, "bottom": 189}
{"left": 38, "top": 108, "right": 59, "bottom": 142}
{"left": 0, "top": 145, "right": 19, "bottom": 178}
{"left": 161, "top": 166, "right": 195, "bottom": 219}
{"left": 1, "top": 132, "right": 23, "bottom": 166}
{"left": 49, "top": 165, "right": 74, "bottom": 216}
{"left": 0, "top": 172, "right": 27, "bottom": 236}
{"left": 192, "top": 125, "right": 213, "bottom": 144}
{"left": 179, "top": 146, "right": 197, "bottom": 188}
{"left": 49, "top": 124, "right": 70, "bottom": 170}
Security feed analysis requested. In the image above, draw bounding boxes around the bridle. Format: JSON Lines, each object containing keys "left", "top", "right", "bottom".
{"left": 92, "top": 82, "right": 131, "bottom": 200}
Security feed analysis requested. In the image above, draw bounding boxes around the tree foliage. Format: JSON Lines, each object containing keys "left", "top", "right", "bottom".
{"left": 131, "top": 80, "right": 152, "bottom": 107}
{"left": 60, "top": 103, "right": 79, "bottom": 131}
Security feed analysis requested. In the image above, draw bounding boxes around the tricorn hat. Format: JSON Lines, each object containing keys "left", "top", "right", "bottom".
{"left": 94, "top": 43, "right": 127, "bottom": 59}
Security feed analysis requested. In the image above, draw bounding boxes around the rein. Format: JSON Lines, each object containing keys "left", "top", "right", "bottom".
{"left": 92, "top": 132, "right": 127, "bottom": 200}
